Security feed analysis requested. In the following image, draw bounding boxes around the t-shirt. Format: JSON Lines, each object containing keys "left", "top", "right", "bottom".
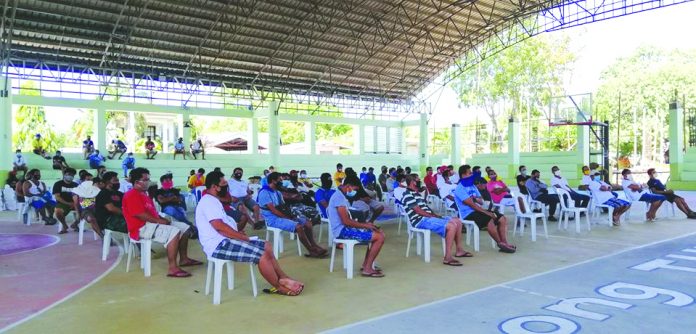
{"left": 122, "top": 189, "right": 158, "bottom": 240}
{"left": 333, "top": 171, "right": 346, "bottom": 187}
{"left": 52, "top": 155, "right": 66, "bottom": 166}
{"left": 589, "top": 180, "right": 614, "bottom": 204}
{"left": 364, "top": 172, "right": 376, "bottom": 185}
{"left": 32, "top": 138, "right": 42, "bottom": 149}
{"left": 393, "top": 187, "right": 407, "bottom": 204}
{"left": 53, "top": 180, "right": 78, "bottom": 203}
{"left": 525, "top": 178, "right": 548, "bottom": 200}
{"left": 228, "top": 178, "right": 249, "bottom": 198}
{"left": 145, "top": 141, "right": 155, "bottom": 150}
{"left": 187, "top": 174, "right": 205, "bottom": 189}
{"left": 174, "top": 142, "right": 184, "bottom": 150}
{"left": 95, "top": 189, "right": 123, "bottom": 225}
{"left": 423, "top": 174, "right": 437, "bottom": 194}
{"left": 122, "top": 156, "right": 135, "bottom": 168}
{"left": 327, "top": 189, "right": 351, "bottom": 239}
{"left": 13, "top": 155, "right": 26, "bottom": 166}
{"left": 257, "top": 187, "right": 284, "bottom": 219}
{"left": 115, "top": 140, "right": 127, "bottom": 150}
{"left": 647, "top": 178, "right": 666, "bottom": 191}
{"left": 156, "top": 188, "right": 181, "bottom": 208}
{"left": 401, "top": 189, "right": 433, "bottom": 226}
{"left": 580, "top": 175, "right": 593, "bottom": 187}
{"left": 315, "top": 187, "right": 336, "bottom": 218}
{"left": 191, "top": 141, "right": 202, "bottom": 150}
{"left": 83, "top": 139, "right": 94, "bottom": 148}
{"left": 359, "top": 172, "right": 368, "bottom": 185}
{"left": 89, "top": 154, "right": 104, "bottom": 167}
{"left": 621, "top": 179, "right": 647, "bottom": 201}
{"left": 454, "top": 183, "right": 482, "bottom": 219}
{"left": 486, "top": 180, "right": 509, "bottom": 204}
{"left": 378, "top": 173, "right": 388, "bottom": 191}
{"left": 119, "top": 179, "right": 133, "bottom": 193}
{"left": 196, "top": 194, "right": 238, "bottom": 257}
{"left": 516, "top": 175, "right": 530, "bottom": 194}
{"left": 550, "top": 176, "right": 571, "bottom": 192}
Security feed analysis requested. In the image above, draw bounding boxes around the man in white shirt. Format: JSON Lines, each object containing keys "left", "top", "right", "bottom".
{"left": 579, "top": 165, "right": 593, "bottom": 191}
{"left": 228, "top": 167, "right": 263, "bottom": 225}
{"left": 393, "top": 174, "right": 408, "bottom": 204}
{"left": 436, "top": 167, "right": 457, "bottom": 209}
{"left": 621, "top": 169, "right": 665, "bottom": 221}
{"left": 589, "top": 172, "right": 630, "bottom": 225}
{"left": 196, "top": 171, "right": 303, "bottom": 296}
{"left": 550, "top": 166, "right": 589, "bottom": 208}
{"left": 12, "top": 149, "right": 28, "bottom": 174}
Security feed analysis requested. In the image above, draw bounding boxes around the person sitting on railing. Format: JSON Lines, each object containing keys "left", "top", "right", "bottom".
{"left": 621, "top": 169, "right": 665, "bottom": 222}
{"left": 108, "top": 138, "right": 127, "bottom": 160}
{"left": 13, "top": 149, "right": 28, "bottom": 175}
{"left": 454, "top": 165, "right": 515, "bottom": 254}
{"left": 144, "top": 136, "right": 158, "bottom": 160}
{"left": 526, "top": 169, "right": 559, "bottom": 222}
{"left": 551, "top": 166, "right": 590, "bottom": 209}
{"left": 88, "top": 150, "right": 106, "bottom": 170}
{"left": 82, "top": 135, "right": 95, "bottom": 160}
{"left": 173, "top": 137, "right": 187, "bottom": 160}
{"left": 333, "top": 163, "right": 346, "bottom": 187}
{"left": 589, "top": 172, "right": 630, "bottom": 226}
{"left": 52, "top": 150, "right": 69, "bottom": 171}
{"left": 402, "top": 173, "right": 472, "bottom": 266}
{"left": 32, "top": 134, "right": 52, "bottom": 160}
{"left": 121, "top": 152, "right": 136, "bottom": 178}
{"left": 646, "top": 168, "right": 696, "bottom": 219}
{"left": 190, "top": 138, "right": 205, "bottom": 160}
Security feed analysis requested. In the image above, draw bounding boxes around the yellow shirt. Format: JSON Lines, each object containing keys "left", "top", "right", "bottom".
{"left": 32, "top": 138, "right": 42, "bottom": 149}
{"left": 187, "top": 174, "right": 206, "bottom": 189}
{"left": 333, "top": 171, "right": 346, "bottom": 187}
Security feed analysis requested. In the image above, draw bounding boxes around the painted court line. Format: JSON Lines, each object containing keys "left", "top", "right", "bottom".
{"left": 0, "top": 233, "right": 60, "bottom": 257}
{"left": 324, "top": 231, "right": 696, "bottom": 333}
{"left": 546, "top": 234, "right": 636, "bottom": 247}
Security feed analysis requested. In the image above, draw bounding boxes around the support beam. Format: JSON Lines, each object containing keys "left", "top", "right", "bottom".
{"left": 268, "top": 101, "right": 280, "bottom": 169}
{"left": 451, "top": 124, "right": 461, "bottom": 167}
{"left": 306, "top": 122, "right": 316, "bottom": 155}
{"left": 669, "top": 101, "right": 684, "bottom": 181}
{"left": 576, "top": 112, "right": 590, "bottom": 177}
{"left": 419, "top": 113, "right": 429, "bottom": 174}
{"left": 95, "top": 107, "right": 107, "bottom": 153}
{"left": 126, "top": 111, "right": 136, "bottom": 153}
{"left": 507, "top": 118, "right": 520, "bottom": 180}
{"left": 0, "top": 77, "right": 12, "bottom": 170}
{"left": 182, "top": 113, "right": 191, "bottom": 152}
{"left": 356, "top": 124, "right": 365, "bottom": 155}
{"left": 249, "top": 117, "right": 258, "bottom": 155}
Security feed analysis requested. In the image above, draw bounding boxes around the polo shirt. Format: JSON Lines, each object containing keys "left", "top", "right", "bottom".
{"left": 122, "top": 189, "right": 159, "bottom": 240}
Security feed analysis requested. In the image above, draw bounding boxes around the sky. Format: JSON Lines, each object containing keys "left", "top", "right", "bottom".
{"left": 38, "top": 1, "right": 696, "bottom": 132}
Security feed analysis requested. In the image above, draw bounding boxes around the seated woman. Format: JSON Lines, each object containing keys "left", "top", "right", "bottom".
{"left": 485, "top": 169, "right": 516, "bottom": 207}
{"left": 72, "top": 173, "right": 103, "bottom": 238}
{"left": 257, "top": 172, "right": 326, "bottom": 258}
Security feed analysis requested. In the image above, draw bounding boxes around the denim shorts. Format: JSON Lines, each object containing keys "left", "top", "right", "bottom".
{"left": 265, "top": 215, "right": 299, "bottom": 232}
{"left": 639, "top": 193, "right": 666, "bottom": 203}
{"left": 337, "top": 227, "right": 373, "bottom": 242}
{"left": 415, "top": 216, "right": 450, "bottom": 238}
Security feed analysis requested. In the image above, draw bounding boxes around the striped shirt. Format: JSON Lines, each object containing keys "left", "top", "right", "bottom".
{"left": 401, "top": 189, "right": 434, "bottom": 226}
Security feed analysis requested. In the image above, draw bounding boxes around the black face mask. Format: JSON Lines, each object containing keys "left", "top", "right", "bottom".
{"left": 219, "top": 185, "right": 229, "bottom": 194}
{"left": 415, "top": 181, "right": 422, "bottom": 189}
{"left": 234, "top": 173, "right": 242, "bottom": 180}
{"left": 112, "top": 182, "right": 121, "bottom": 191}
{"left": 33, "top": 175, "right": 40, "bottom": 180}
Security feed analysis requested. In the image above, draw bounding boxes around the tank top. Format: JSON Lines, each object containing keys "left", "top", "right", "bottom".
{"left": 28, "top": 180, "right": 46, "bottom": 196}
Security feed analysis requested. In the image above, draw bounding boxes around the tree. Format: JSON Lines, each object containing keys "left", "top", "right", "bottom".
{"left": 12, "top": 81, "right": 60, "bottom": 152}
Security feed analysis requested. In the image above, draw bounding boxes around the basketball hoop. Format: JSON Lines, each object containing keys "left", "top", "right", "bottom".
{"left": 548, "top": 93, "right": 594, "bottom": 127}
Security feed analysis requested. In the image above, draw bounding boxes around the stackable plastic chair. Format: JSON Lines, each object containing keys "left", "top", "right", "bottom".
{"left": 204, "top": 257, "right": 258, "bottom": 304}
{"left": 265, "top": 226, "right": 302, "bottom": 259}
{"left": 556, "top": 189, "right": 590, "bottom": 233}
{"left": 77, "top": 219, "right": 99, "bottom": 245}
{"left": 589, "top": 190, "right": 616, "bottom": 227}
{"left": 405, "top": 219, "right": 446, "bottom": 263}
{"left": 623, "top": 189, "right": 649, "bottom": 222}
{"left": 513, "top": 194, "right": 548, "bottom": 242}
{"left": 102, "top": 229, "right": 130, "bottom": 261}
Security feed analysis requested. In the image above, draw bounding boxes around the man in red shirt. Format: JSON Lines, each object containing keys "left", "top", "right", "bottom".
{"left": 423, "top": 166, "right": 437, "bottom": 195}
{"left": 122, "top": 167, "right": 201, "bottom": 277}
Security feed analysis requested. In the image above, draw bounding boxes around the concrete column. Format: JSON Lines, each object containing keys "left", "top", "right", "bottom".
{"left": 0, "top": 76, "right": 12, "bottom": 169}
{"left": 353, "top": 124, "right": 364, "bottom": 155}
{"left": 507, "top": 118, "right": 520, "bottom": 180}
{"left": 669, "top": 101, "right": 684, "bottom": 181}
{"left": 182, "top": 112, "right": 191, "bottom": 150}
{"left": 95, "top": 107, "right": 107, "bottom": 153}
{"left": 451, "top": 123, "right": 461, "bottom": 166}
{"left": 249, "top": 118, "right": 258, "bottom": 154}
{"left": 126, "top": 111, "right": 136, "bottom": 152}
{"left": 418, "top": 113, "right": 429, "bottom": 174}
{"left": 268, "top": 100, "right": 280, "bottom": 168}
{"left": 385, "top": 127, "right": 391, "bottom": 153}
{"left": 306, "top": 121, "right": 316, "bottom": 154}
{"left": 576, "top": 112, "right": 590, "bottom": 177}
{"left": 162, "top": 121, "right": 170, "bottom": 153}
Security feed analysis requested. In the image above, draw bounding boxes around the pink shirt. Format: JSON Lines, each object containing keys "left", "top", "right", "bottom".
{"left": 486, "top": 180, "right": 510, "bottom": 204}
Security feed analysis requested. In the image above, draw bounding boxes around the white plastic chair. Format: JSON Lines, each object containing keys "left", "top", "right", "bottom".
{"left": 395, "top": 204, "right": 409, "bottom": 235}
{"left": 512, "top": 194, "right": 548, "bottom": 241}
{"left": 315, "top": 204, "right": 329, "bottom": 243}
{"left": 329, "top": 239, "right": 369, "bottom": 279}
{"left": 405, "top": 217, "right": 446, "bottom": 263}
{"left": 204, "top": 257, "right": 258, "bottom": 304}
{"left": 102, "top": 229, "right": 130, "bottom": 261}
{"left": 265, "top": 226, "right": 302, "bottom": 259}
{"left": 622, "top": 189, "right": 649, "bottom": 221}
{"left": 647, "top": 189, "right": 676, "bottom": 217}
{"left": 2, "top": 185, "right": 17, "bottom": 211}
{"left": 556, "top": 189, "right": 590, "bottom": 233}
{"left": 589, "top": 190, "right": 616, "bottom": 226}
{"left": 126, "top": 238, "right": 152, "bottom": 277}
{"left": 77, "top": 218, "right": 99, "bottom": 245}
{"left": 56, "top": 211, "right": 80, "bottom": 233}
{"left": 527, "top": 194, "right": 548, "bottom": 217}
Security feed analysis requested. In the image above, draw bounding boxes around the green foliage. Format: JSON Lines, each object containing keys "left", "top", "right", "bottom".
{"left": 12, "top": 81, "right": 60, "bottom": 152}
{"left": 430, "top": 128, "right": 451, "bottom": 155}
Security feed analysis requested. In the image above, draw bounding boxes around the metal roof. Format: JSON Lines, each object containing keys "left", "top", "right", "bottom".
{"left": 0, "top": 0, "right": 670, "bottom": 101}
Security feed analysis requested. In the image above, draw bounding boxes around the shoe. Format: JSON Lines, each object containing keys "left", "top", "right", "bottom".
{"left": 533, "top": 209, "right": 542, "bottom": 213}
{"left": 548, "top": 216, "right": 558, "bottom": 222}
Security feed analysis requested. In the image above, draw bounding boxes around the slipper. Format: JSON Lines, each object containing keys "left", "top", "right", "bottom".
{"left": 442, "top": 260, "right": 463, "bottom": 266}
{"left": 361, "top": 266, "right": 382, "bottom": 271}
{"left": 58, "top": 229, "right": 68, "bottom": 234}
{"left": 304, "top": 253, "right": 328, "bottom": 259}
{"left": 166, "top": 270, "right": 191, "bottom": 278}
{"left": 498, "top": 243, "right": 516, "bottom": 253}
{"left": 360, "top": 271, "right": 385, "bottom": 278}
{"left": 454, "top": 251, "right": 474, "bottom": 258}
{"left": 180, "top": 259, "right": 203, "bottom": 267}
{"left": 263, "top": 287, "right": 298, "bottom": 296}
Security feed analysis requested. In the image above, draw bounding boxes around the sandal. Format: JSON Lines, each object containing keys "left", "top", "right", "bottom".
{"left": 454, "top": 251, "right": 474, "bottom": 258}
{"left": 304, "top": 253, "right": 328, "bottom": 259}
{"left": 360, "top": 271, "right": 385, "bottom": 278}
{"left": 263, "top": 287, "right": 299, "bottom": 296}
{"left": 166, "top": 270, "right": 191, "bottom": 278}
{"left": 497, "top": 243, "right": 516, "bottom": 254}
{"left": 179, "top": 259, "right": 203, "bottom": 267}
{"left": 442, "top": 259, "right": 463, "bottom": 266}
{"left": 58, "top": 229, "right": 68, "bottom": 234}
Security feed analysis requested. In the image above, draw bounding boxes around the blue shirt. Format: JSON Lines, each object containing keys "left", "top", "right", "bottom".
{"left": 327, "top": 189, "right": 350, "bottom": 239}
{"left": 83, "top": 139, "right": 94, "bottom": 148}
{"left": 453, "top": 183, "right": 481, "bottom": 219}
{"left": 122, "top": 156, "right": 135, "bottom": 168}
{"left": 359, "top": 172, "right": 368, "bottom": 185}
{"left": 116, "top": 140, "right": 127, "bottom": 150}
{"left": 89, "top": 153, "right": 104, "bottom": 166}
{"left": 647, "top": 178, "right": 666, "bottom": 191}
{"left": 314, "top": 187, "right": 336, "bottom": 218}
{"left": 256, "top": 187, "right": 283, "bottom": 219}
{"left": 175, "top": 142, "right": 184, "bottom": 150}
{"left": 364, "top": 172, "right": 376, "bottom": 185}
{"left": 525, "top": 178, "right": 548, "bottom": 200}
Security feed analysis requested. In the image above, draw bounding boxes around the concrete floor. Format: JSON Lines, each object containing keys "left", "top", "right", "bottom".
{"left": 1, "top": 198, "right": 696, "bottom": 334}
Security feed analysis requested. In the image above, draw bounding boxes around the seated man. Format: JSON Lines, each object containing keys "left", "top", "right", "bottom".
{"left": 526, "top": 169, "right": 559, "bottom": 221}
{"left": 196, "top": 171, "right": 303, "bottom": 295}
{"left": 190, "top": 138, "right": 205, "bottom": 160}
{"left": 621, "top": 169, "right": 665, "bottom": 221}
{"left": 298, "top": 170, "right": 314, "bottom": 190}
{"left": 454, "top": 165, "right": 516, "bottom": 253}
{"left": 88, "top": 150, "right": 106, "bottom": 169}
{"left": 516, "top": 165, "right": 530, "bottom": 195}
{"left": 82, "top": 136, "right": 95, "bottom": 159}
{"left": 144, "top": 136, "right": 158, "bottom": 160}
{"left": 173, "top": 137, "right": 187, "bottom": 160}
{"left": 123, "top": 168, "right": 201, "bottom": 278}
{"left": 23, "top": 169, "right": 56, "bottom": 225}
{"left": 52, "top": 168, "right": 79, "bottom": 234}
{"left": 229, "top": 167, "right": 263, "bottom": 226}
{"left": 95, "top": 171, "right": 128, "bottom": 237}
{"left": 156, "top": 174, "right": 192, "bottom": 226}
{"left": 108, "top": 138, "right": 127, "bottom": 160}
{"left": 12, "top": 149, "right": 28, "bottom": 174}
{"left": 589, "top": 172, "right": 630, "bottom": 226}
{"left": 257, "top": 172, "right": 326, "bottom": 258}
{"left": 393, "top": 174, "right": 409, "bottom": 204}
{"left": 423, "top": 166, "right": 437, "bottom": 196}
{"left": 402, "top": 173, "right": 472, "bottom": 266}
{"left": 472, "top": 166, "right": 491, "bottom": 203}
{"left": 436, "top": 168, "right": 457, "bottom": 209}
{"left": 327, "top": 175, "right": 385, "bottom": 277}
{"left": 486, "top": 169, "right": 516, "bottom": 208}
{"left": 122, "top": 152, "right": 136, "bottom": 178}
{"left": 72, "top": 174, "right": 103, "bottom": 238}
{"left": 578, "top": 165, "right": 592, "bottom": 191}
{"left": 550, "top": 166, "right": 590, "bottom": 208}
{"left": 188, "top": 168, "right": 206, "bottom": 192}
{"left": 647, "top": 168, "right": 696, "bottom": 219}
{"left": 350, "top": 189, "right": 385, "bottom": 223}
{"left": 315, "top": 173, "right": 335, "bottom": 218}
{"left": 32, "top": 134, "right": 51, "bottom": 159}
{"left": 52, "top": 150, "right": 69, "bottom": 171}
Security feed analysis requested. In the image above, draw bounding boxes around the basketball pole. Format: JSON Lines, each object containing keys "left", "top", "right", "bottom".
{"left": 616, "top": 93, "right": 621, "bottom": 170}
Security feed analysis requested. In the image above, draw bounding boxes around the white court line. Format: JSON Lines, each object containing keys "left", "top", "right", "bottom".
{"left": 323, "top": 230, "right": 696, "bottom": 333}
{"left": 547, "top": 234, "right": 636, "bottom": 247}
{"left": 0, "top": 233, "right": 60, "bottom": 257}
{"left": 0, "top": 241, "right": 125, "bottom": 333}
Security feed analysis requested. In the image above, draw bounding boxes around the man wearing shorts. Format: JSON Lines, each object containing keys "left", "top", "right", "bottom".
{"left": 589, "top": 172, "right": 630, "bottom": 225}
{"left": 196, "top": 171, "right": 303, "bottom": 296}
{"left": 454, "top": 165, "right": 516, "bottom": 253}
{"left": 621, "top": 169, "right": 665, "bottom": 221}
{"left": 122, "top": 167, "right": 201, "bottom": 277}
{"left": 401, "top": 174, "right": 472, "bottom": 266}
{"left": 52, "top": 168, "right": 78, "bottom": 234}
{"left": 647, "top": 168, "right": 696, "bottom": 219}
{"left": 229, "top": 167, "right": 263, "bottom": 226}
{"left": 327, "top": 175, "right": 385, "bottom": 277}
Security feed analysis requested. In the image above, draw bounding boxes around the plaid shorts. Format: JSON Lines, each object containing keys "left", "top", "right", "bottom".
{"left": 603, "top": 198, "right": 630, "bottom": 208}
{"left": 211, "top": 238, "right": 266, "bottom": 264}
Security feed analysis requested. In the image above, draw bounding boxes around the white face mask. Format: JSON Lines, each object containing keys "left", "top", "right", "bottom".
{"left": 553, "top": 170, "right": 561, "bottom": 177}
{"left": 400, "top": 181, "right": 407, "bottom": 187}
{"left": 300, "top": 173, "right": 307, "bottom": 178}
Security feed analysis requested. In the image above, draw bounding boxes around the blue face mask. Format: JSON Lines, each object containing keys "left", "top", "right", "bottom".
{"left": 281, "top": 180, "right": 292, "bottom": 188}
{"left": 593, "top": 175, "right": 601, "bottom": 182}
{"left": 346, "top": 189, "right": 357, "bottom": 198}
{"left": 459, "top": 174, "right": 476, "bottom": 187}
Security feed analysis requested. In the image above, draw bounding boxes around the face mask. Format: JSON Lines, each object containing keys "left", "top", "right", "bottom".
{"left": 281, "top": 180, "right": 291, "bottom": 188}
{"left": 64, "top": 175, "right": 74, "bottom": 182}
{"left": 553, "top": 171, "right": 561, "bottom": 177}
{"left": 400, "top": 181, "right": 407, "bottom": 187}
{"left": 521, "top": 170, "right": 527, "bottom": 176}
{"left": 33, "top": 175, "right": 40, "bottom": 180}
{"left": 234, "top": 173, "right": 242, "bottom": 180}
{"left": 112, "top": 182, "right": 121, "bottom": 190}
{"left": 219, "top": 185, "right": 229, "bottom": 195}
{"left": 17, "top": 153, "right": 21, "bottom": 158}
{"left": 590, "top": 169, "right": 597, "bottom": 175}
{"left": 162, "top": 180, "right": 173, "bottom": 190}
{"left": 300, "top": 173, "right": 307, "bottom": 178}
{"left": 593, "top": 176, "right": 601, "bottom": 182}
{"left": 415, "top": 181, "right": 422, "bottom": 189}
{"left": 459, "top": 174, "right": 475, "bottom": 187}
{"left": 346, "top": 189, "right": 357, "bottom": 198}
{"left": 583, "top": 170, "right": 590, "bottom": 176}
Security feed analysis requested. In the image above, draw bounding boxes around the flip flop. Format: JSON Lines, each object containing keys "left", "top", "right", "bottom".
{"left": 497, "top": 244, "right": 516, "bottom": 253}
{"left": 360, "top": 271, "right": 385, "bottom": 278}
{"left": 166, "top": 270, "right": 191, "bottom": 278}
{"left": 304, "top": 253, "right": 328, "bottom": 259}
{"left": 263, "top": 287, "right": 298, "bottom": 296}
{"left": 58, "top": 229, "right": 68, "bottom": 234}
{"left": 179, "top": 259, "right": 203, "bottom": 267}
{"left": 454, "top": 251, "right": 474, "bottom": 258}
{"left": 442, "top": 260, "right": 463, "bottom": 266}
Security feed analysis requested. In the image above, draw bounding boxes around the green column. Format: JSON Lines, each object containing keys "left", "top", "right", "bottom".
{"left": 95, "top": 107, "right": 107, "bottom": 153}
{"left": 248, "top": 117, "right": 258, "bottom": 154}
{"left": 507, "top": 118, "right": 520, "bottom": 180}
{"left": 419, "top": 112, "right": 429, "bottom": 173}
{"left": 0, "top": 76, "right": 12, "bottom": 169}
{"left": 450, "top": 123, "right": 461, "bottom": 166}
{"left": 669, "top": 101, "right": 684, "bottom": 181}
{"left": 576, "top": 111, "right": 590, "bottom": 178}
{"left": 126, "top": 110, "right": 136, "bottom": 152}
{"left": 182, "top": 113, "right": 191, "bottom": 151}
{"left": 268, "top": 100, "right": 280, "bottom": 168}
{"left": 306, "top": 121, "right": 316, "bottom": 154}
{"left": 354, "top": 124, "right": 364, "bottom": 155}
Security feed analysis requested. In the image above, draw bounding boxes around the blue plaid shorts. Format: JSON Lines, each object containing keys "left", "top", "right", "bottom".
{"left": 211, "top": 238, "right": 266, "bottom": 264}
{"left": 603, "top": 198, "right": 630, "bottom": 208}
{"left": 337, "top": 227, "right": 373, "bottom": 243}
